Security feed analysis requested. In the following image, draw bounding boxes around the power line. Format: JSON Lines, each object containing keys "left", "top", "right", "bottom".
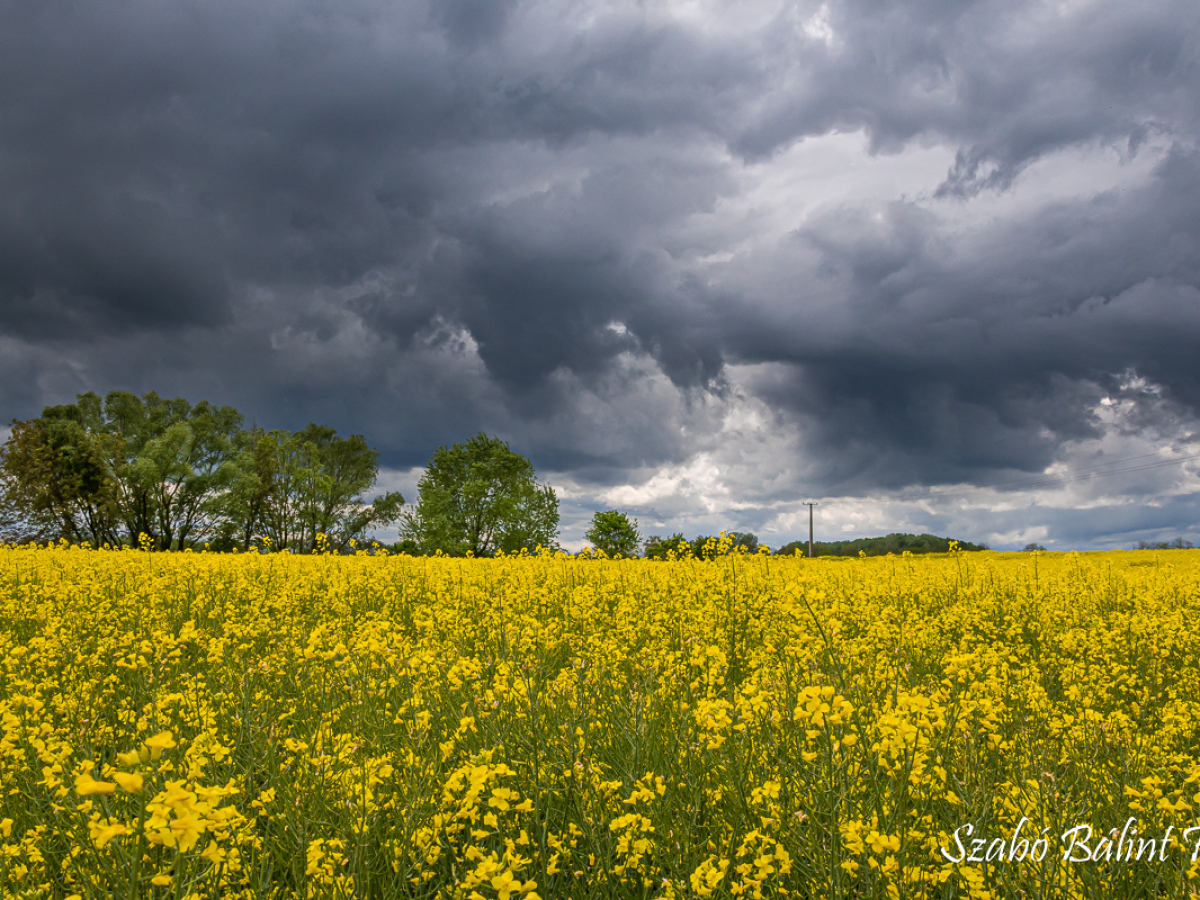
{"left": 928, "top": 451, "right": 1200, "bottom": 500}
{"left": 965, "top": 448, "right": 1189, "bottom": 492}
{"left": 1005, "top": 454, "right": 1200, "bottom": 491}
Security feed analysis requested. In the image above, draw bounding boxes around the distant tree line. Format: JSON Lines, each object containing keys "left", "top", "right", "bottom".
{"left": 775, "top": 532, "right": 986, "bottom": 557}
{"left": 642, "top": 531, "right": 761, "bottom": 559}
{"left": 588, "top": 520, "right": 987, "bottom": 560}
{"left": 1134, "top": 537, "right": 1194, "bottom": 550}
{"left": 2, "top": 401, "right": 994, "bottom": 561}
{"left": 0, "top": 391, "right": 403, "bottom": 551}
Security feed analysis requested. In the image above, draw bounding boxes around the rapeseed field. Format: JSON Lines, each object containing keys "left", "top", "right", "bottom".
{"left": 2, "top": 542, "right": 1200, "bottom": 899}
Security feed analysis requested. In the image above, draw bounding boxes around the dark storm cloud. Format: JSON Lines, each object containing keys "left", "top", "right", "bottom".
{"left": 434, "top": 0, "right": 520, "bottom": 48}
{"left": 737, "top": 0, "right": 1199, "bottom": 189}
{"left": 1, "top": 0, "right": 1199, "bottom": 528}
{"left": 725, "top": 143, "right": 1200, "bottom": 489}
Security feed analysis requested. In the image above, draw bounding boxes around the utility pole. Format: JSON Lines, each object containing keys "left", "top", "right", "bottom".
{"left": 805, "top": 501, "right": 818, "bottom": 557}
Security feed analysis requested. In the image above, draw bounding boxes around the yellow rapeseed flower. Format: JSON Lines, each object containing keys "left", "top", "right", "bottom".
{"left": 112, "top": 772, "right": 143, "bottom": 793}
{"left": 144, "top": 730, "right": 177, "bottom": 760}
{"left": 75, "top": 774, "right": 116, "bottom": 796}
{"left": 4, "top": 542, "right": 1200, "bottom": 898}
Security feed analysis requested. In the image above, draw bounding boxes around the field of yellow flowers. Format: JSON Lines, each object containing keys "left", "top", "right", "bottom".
{"left": 3, "top": 543, "right": 1200, "bottom": 899}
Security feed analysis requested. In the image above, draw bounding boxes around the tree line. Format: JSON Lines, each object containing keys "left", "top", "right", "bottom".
{"left": 0, "top": 391, "right": 404, "bottom": 552}
{"left": 585, "top": 521, "right": 988, "bottom": 559}
{"left": 775, "top": 532, "right": 986, "bottom": 557}
{"left": 0, "top": 393, "right": 562, "bottom": 555}
{"left": 1, "top": 391, "right": 991, "bottom": 558}
{"left": 1134, "top": 537, "right": 1194, "bottom": 550}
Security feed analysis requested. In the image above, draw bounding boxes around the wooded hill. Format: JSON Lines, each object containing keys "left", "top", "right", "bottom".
{"left": 775, "top": 532, "right": 987, "bottom": 557}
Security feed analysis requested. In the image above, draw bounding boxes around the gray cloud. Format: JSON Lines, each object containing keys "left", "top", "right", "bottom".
{"left": 2, "top": 0, "right": 1199, "bottom": 547}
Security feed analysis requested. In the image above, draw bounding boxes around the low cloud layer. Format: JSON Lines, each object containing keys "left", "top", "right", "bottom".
{"left": 2, "top": 0, "right": 1199, "bottom": 548}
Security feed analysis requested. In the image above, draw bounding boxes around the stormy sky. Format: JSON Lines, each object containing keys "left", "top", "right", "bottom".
{"left": 2, "top": 0, "right": 1199, "bottom": 550}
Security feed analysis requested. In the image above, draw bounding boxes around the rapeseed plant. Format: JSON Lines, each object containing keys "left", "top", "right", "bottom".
{"left": 1, "top": 544, "right": 1200, "bottom": 897}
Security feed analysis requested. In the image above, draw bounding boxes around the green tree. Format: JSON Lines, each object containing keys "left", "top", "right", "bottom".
{"left": 93, "top": 391, "right": 243, "bottom": 550}
{"left": 0, "top": 469, "right": 36, "bottom": 544}
{"left": 3, "top": 391, "right": 403, "bottom": 551}
{"left": 727, "top": 531, "right": 759, "bottom": 553}
{"left": 405, "top": 434, "right": 559, "bottom": 556}
{"left": 0, "top": 413, "right": 121, "bottom": 546}
{"left": 290, "top": 423, "right": 404, "bottom": 552}
{"left": 643, "top": 533, "right": 688, "bottom": 560}
{"left": 216, "top": 426, "right": 403, "bottom": 553}
{"left": 212, "top": 427, "right": 288, "bottom": 551}
{"left": 493, "top": 482, "right": 558, "bottom": 555}
{"left": 585, "top": 510, "right": 641, "bottom": 557}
